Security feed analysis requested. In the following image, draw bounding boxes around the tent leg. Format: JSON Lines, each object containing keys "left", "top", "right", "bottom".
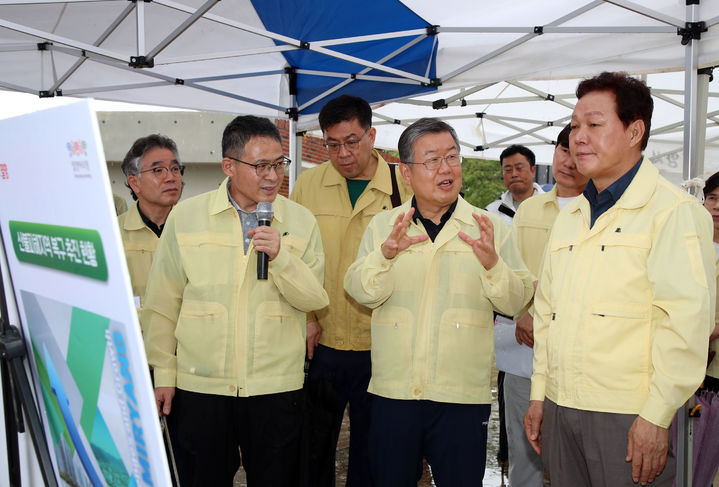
{"left": 682, "top": 2, "right": 701, "bottom": 182}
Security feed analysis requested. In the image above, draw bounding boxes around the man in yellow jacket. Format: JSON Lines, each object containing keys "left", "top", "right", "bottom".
{"left": 524, "top": 72, "right": 715, "bottom": 487}
{"left": 118, "top": 134, "right": 184, "bottom": 310}
{"left": 505, "top": 123, "right": 588, "bottom": 487}
{"left": 142, "top": 116, "right": 329, "bottom": 487}
{"left": 345, "top": 118, "right": 533, "bottom": 486}
{"left": 291, "top": 95, "right": 412, "bottom": 486}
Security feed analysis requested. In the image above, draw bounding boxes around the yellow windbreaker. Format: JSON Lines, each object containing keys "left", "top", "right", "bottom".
{"left": 709, "top": 259, "right": 719, "bottom": 379}
{"left": 531, "top": 159, "right": 715, "bottom": 428}
{"left": 142, "top": 179, "right": 329, "bottom": 397}
{"left": 118, "top": 202, "right": 158, "bottom": 308}
{"left": 344, "top": 196, "right": 533, "bottom": 404}
{"left": 290, "top": 150, "right": 412, "bottom": 350}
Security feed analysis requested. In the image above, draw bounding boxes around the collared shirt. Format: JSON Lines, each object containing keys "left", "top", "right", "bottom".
{"left": 411, "top": 197, "right": 458, "bottom": 242}
{"left": 227, "top": 179, "right": 258, "bottom": 254}
{"left": 137, "top": 202, "right": 164, "bottom": 237}
{"left": 583, "top": 157, "right": 642, "bottom": 227}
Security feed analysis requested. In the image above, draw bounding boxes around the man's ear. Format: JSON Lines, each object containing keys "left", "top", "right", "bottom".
{"left": 127, "top": 175, "right": 140, "bottom": 196}
{"left": 627, "top": 119, "right": 645, "bottom": 149}
{"left": 399, "top": 162, "right": 412, "bottom": 187}
{"left": 221, "top": 157, "right": 234, "bottom": 178}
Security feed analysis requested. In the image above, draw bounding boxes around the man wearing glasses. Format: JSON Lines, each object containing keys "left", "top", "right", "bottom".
{"left": 142, "top": 115, "right": 329, "bottom": 486}
{"left": 119, "top": 134, "right": 184, "bottom": 311}
{"left": 345, "top": 118, "right": 533, "bottom": 486}
{"left": 291, "top": 95, "right": 412, "bottom": 486}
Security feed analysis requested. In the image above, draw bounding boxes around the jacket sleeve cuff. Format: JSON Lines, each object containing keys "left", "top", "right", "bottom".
{"left": 481, "top": 255, "right": 508, "bottom": 292}
{"left": 639, "top": 397, "right": 676, "bottom": 429}
{"left": 529, "top": 376, "right": 546, "bottom": 401}
{"left": 153, "top": 368, "right": 177, "bottom": 388}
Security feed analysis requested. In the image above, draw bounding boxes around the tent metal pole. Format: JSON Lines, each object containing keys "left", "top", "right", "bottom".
{"left": 677, "top": 2, "right": 701, "bottom": 482}
{"left": 136, "top": 0, "right": 145, "bottom": 55}
{"left": 288, "top": 115, "right": 298, "bottom": 195}
{"left": 682, "top": 4, "right": 700, "bottom": 182}
{"left": 695, "top": 68, "right": 711, "bottom": 178}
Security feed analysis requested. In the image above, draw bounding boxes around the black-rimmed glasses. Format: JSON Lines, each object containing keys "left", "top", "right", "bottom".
{"left": 323, "top": 129, "right": 369, "bottom": 154}
{"left": 227, "top": 156, "right": 291, "bottom": 177}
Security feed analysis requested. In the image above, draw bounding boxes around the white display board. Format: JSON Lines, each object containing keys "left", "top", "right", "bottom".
{"left": 0, "top": 101, "right": 170, "bottom": 487}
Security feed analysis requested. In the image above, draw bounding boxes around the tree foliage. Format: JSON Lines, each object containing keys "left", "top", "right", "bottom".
{"left": 461, "top": 158, "right": 505, "bottom": 209}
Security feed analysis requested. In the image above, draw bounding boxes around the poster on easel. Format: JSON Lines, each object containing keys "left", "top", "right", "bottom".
{"left": 0, "top": 100, "right": 170, "bottom": 487}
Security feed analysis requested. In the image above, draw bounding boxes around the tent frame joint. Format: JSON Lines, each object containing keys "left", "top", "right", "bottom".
{"left": 678, "top": 21, "right": 706, "bottom": 45}
{"left": 474, "top": 145, "right": 484, "bottom": 151}
{"left": 129, "top": 55, "right": 154, "bottom": 68}
{"left": 476, "top": 112, "right": 485, "bottom": 118}
{"left": 534, "top": 26, "right": 544, "bottom": 35}
{"left": 426, "top": 25, "right": 439, "bottom": 36}
{"left": 286, "top": 107, "right": 299, "bottom": 121}
{"left": 422, "top": 78, "right": 442, "bottom": 88}
{"left": 698, "top": 66, "right": 714, "bottom": 82}
{"left": 36, "top": 42, "right": 51, "bottom": 51}
{"left": 432, "top": 98, "right": 448, "bottom": 109}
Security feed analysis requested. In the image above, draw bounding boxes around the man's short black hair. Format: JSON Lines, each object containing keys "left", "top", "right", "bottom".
{"left": 499, "top": 144, "right": 536, "bottom": 167}
{"left": 705, "top": 171, "right": 719, "bottom": 198}
{"left": 556, "top": 123, "right": 571, "bottom": 149}
{"left": 576, "top": 71, "right": 653, "bottom": 150}
{"left": 318, "top": 95, "right": 372, "bottom": 133}
{"left": 222, "top": 115, "right": 282, "bottom": 158}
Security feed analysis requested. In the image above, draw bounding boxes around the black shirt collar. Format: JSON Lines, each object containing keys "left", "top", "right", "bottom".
{"left": 411, "top": 197, "right": 458, "bottom": 242}
{"left": 137, "top": 203, "right": 164, "bottom": 238}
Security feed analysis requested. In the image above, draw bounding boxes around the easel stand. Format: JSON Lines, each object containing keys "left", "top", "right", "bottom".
{"left": 0, "top": 231, "right": 58, "bottom": 487}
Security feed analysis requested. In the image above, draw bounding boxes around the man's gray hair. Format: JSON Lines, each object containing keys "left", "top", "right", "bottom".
{"left": 398, "top": 118, "right": 460, "bottom": 164}
{"left": 121, "top": 134, "right": 181, "bottom": 200}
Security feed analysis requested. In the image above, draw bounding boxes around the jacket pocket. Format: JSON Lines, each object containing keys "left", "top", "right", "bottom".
{"left": 252, "top": 301, "right": 304, "bottom": 377}
{"left": 370, "top": 306, "right": 414, "bottom": 382}
{"left": 175, "top": 300, "right": 228, "bottom": 378}
{"left": 434, "top": 308, "right": 492, "bottom": 391}
{"left": 581, "top": 303, "right": 650, "bottom": 391}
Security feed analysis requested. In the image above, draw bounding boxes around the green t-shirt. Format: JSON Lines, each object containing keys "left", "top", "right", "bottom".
{"left": 346, "top": 179, "right": 371, "bottom": 208}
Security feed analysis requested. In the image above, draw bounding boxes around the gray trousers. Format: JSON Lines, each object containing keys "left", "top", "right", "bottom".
{"left": 504, "top": 373, "right": 544, "bottom": 486}
{"left": 542, "top": 398, "right": 676, "bottom": 487}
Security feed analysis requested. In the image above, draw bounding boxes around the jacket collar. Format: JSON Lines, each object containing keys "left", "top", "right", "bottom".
{"left": 568, "top": 157, "right": 657, "bottom": 219}
{"left": 209, "top": 176, "right": 286, "bottom": 223}
{"left": 123, "top": 202, "right": 147, "bottom": 231}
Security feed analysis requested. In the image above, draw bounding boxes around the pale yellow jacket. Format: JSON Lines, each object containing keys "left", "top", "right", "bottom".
{"left": 531, "top": 159, "right": 715, "bottom": 428}
{"left": 118, "top": 202, "right": 158, "bottom": 308}
{"left": 291, "top": 150, "right": 412, "bottom": 351}
{"left": 142, "top": 179, "right": 329, "bottom": 397}
{"left": 344, "top": 196, "right": 533, "bottom": 404}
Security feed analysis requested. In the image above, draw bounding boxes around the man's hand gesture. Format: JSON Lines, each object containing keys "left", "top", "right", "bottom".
{"left": 458, "top": 213, "right": 499, "bottom": 270}
{"left": 380, "top": 208, "right": 428, "bottom": 260}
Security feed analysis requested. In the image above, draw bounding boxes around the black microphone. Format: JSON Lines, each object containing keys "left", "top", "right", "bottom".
{"left": 256, "top": 201, "right": 273, "bottom": 280}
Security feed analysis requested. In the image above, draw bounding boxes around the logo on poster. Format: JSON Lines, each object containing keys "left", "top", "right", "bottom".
{"left": 66, "top": 140, "right": 87, "bottom": 157}
{"left": 66, "top": 140, "right": 91, "bottom": 178}
{"left": 0, "top": 163, "right": 8, "bottom": 180}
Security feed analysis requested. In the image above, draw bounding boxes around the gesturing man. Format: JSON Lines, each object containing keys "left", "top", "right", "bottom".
{"left": 524, "top": 72, "right": 715, "bottom": 486}
{"left": 345, "top": 118, "right": 532, "bottom": 487}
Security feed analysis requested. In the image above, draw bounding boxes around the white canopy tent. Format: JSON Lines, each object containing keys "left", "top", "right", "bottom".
{"left": 2, "top": 2, "right": 719, "bottom": 484}
{"left": 1, "top": 0, "right": 719, "bottom": 185}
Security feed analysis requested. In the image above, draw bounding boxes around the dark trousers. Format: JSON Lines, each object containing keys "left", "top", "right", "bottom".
{"left": 368, "top": 395, "right": 490, "bottom": 487}
{"left": 305, "top": 344, "right": 372, "bottom": 487}
{"left": 166, "top": 388, "right": 303, "bottom": 487}
{"left": 542, "top": 398, "right": 676, "bottom": 487}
